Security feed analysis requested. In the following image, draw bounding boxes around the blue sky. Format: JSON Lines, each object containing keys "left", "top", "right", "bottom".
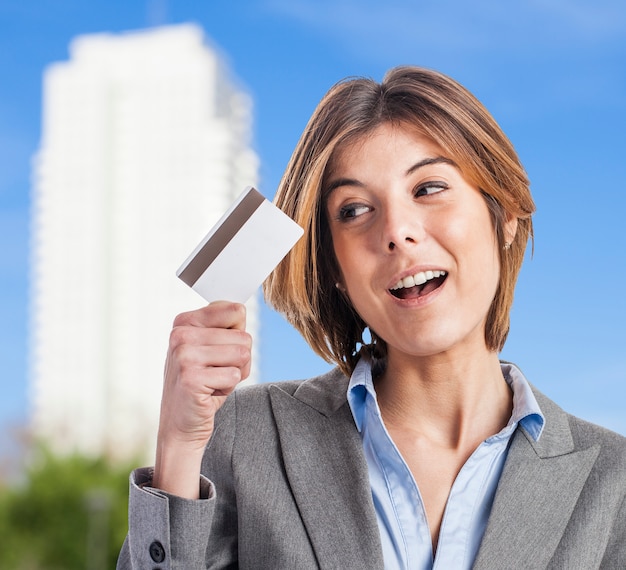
{"left": 1, "top": 0, "right": 625, "bottom": 449}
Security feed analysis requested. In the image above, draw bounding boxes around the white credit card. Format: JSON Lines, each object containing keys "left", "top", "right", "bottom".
{"left": 177, "top": 186, "right": 304, "bottom": 303}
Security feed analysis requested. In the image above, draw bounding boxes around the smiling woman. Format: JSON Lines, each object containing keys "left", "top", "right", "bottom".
{"left": 118, "top": 67, "right": 626, "bottom": 570}
{"left": 266, "top": 67, "right": 534, "bottom": 374}
{"left": 323, "top": 125, "right": 516, "bottom": 369}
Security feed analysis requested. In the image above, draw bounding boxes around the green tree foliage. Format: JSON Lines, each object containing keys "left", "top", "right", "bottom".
{"left": 0, "top": 447, "right": 136, "bottom": 569}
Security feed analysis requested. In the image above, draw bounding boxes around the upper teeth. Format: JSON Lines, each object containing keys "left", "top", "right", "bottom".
{"left": 391, "top": 270, "right": 447, "bottom": 290}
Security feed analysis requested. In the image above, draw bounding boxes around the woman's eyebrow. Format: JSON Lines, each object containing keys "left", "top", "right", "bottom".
{"left": 325, "top": 177, "right": 364, "bottom": 196}
{"left": 405, "top": 156, "right": 457, "bottom": 176}
{"left": 325, "top": 156, "right": 457, "bottom": 196}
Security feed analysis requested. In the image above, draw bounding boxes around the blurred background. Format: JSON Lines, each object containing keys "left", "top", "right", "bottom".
{"left": 1, "top": 1, "right": 625, "bottom": 567}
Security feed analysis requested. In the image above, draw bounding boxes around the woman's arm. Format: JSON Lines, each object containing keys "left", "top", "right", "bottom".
{"left": 117, "top": 301, "right": 251, "bottom": 569}
{"left": 154, "top": 301, "right": 251, "bottom": 498}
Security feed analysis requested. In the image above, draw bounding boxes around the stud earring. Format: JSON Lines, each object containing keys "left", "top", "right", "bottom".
{"left": 503, "top": 242, "right": 511, "bottom": 250}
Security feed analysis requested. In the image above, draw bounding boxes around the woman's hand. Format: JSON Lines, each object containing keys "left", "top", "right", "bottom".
{"left": 152, "top": 301, "right": 252, "bottom": 498}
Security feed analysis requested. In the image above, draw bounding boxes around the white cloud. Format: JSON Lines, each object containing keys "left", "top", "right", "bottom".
{"left": 264, "top": 0, "right": 626, "bottom": 62}
{"left": 527, "top": 0, "right": 626, "bottom": 41}
{"left": 262, "top": 0, "right": 626, "bottom": 118}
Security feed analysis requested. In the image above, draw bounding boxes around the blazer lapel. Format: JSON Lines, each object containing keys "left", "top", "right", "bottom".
{"left": 269, "top": 370, "right": 384, "bottom": 570}
{"left": 473, "top": 388, "right": 601, "bottom": 569}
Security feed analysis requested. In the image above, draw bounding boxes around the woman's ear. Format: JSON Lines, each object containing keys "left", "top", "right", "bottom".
{"left": 504, "top": 214, "right": 518, "bottom": 247}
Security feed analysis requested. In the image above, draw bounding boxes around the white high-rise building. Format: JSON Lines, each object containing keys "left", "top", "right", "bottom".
{"left": 30, "top": 24, "right": 259, "bottom": 463}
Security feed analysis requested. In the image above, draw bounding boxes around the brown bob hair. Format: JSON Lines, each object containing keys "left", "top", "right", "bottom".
{"left": 263, "top": 66, "right": 535, "bottom": 377}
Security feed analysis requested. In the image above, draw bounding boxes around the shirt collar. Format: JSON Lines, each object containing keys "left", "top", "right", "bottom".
{"left": 346, "top": 357, "right": 376, "bottom": 432}
{"left": 500, "top": 361, "right": 545, "bottom": 441}
{"left": 347, "top": 358, "right": 545, "bottom": 441}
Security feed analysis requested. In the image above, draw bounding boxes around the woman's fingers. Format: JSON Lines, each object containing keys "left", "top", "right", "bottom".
{"left": 173, "top": 300, "right": 247, "bottom": 330}
{"left": 159, "top": 302, "right": 252, "bottom": 448}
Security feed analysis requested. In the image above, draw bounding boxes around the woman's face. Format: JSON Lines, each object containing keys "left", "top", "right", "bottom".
{"left": 325, "top": 123, "right": 515, "bottom": 363}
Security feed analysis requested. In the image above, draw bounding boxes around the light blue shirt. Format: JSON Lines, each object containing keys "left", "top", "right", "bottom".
{"left": 347, "top": 359, "right": 545, "bottom": 570}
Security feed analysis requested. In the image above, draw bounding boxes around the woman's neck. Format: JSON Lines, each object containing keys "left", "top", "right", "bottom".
{"left": 375, "top": 348, "right": 512, "bottom": 450}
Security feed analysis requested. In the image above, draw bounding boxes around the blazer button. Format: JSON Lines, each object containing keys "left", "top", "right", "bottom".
{"left": 149, "top": 540, "right": 166, "bottom": 563}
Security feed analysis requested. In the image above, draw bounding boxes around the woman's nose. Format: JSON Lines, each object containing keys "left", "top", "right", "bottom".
{"left": 387, "top": 235, "right": 416, "bottom": 251}
{"left": 382, "top": 203, "right": 421, "bottom": 252}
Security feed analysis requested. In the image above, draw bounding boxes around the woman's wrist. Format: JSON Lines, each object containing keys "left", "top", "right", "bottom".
{"left": 153, "top": 438, "right": 207, "bottom": 500}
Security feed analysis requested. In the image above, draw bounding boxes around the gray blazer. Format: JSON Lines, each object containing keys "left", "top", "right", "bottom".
{"left": 118, "top": 367, "right": 626, "bottom": 569}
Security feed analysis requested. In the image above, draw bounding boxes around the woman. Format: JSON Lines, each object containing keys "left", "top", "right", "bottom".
{"left": 118, "top": 67, "right": 626, "bottom": 569}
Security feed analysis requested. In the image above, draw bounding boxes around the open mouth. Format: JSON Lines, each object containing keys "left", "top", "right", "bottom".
{"left": 389, "top": 270, "right": 447, "bottom": 300}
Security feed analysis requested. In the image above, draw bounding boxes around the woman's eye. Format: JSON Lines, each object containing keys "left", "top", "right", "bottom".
{"left": 414, "top": 181, "right": 447, "bottom": 197}
{"left": 338, "top": 203, "right": 371, "bottom": 220}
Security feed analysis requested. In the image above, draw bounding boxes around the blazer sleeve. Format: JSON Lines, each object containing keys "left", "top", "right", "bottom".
{"left": 117, "top": 395, "right": 239, "bottom": 570}
{"left": 116, "top": 469, "right": 216, "bottom": 569}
